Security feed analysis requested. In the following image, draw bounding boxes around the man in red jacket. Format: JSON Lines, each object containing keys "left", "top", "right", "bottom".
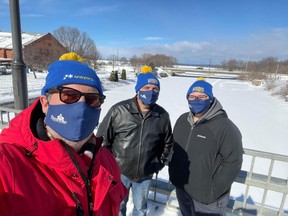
{"left": 0, "top": 52, "right": 127, "bottom": 216}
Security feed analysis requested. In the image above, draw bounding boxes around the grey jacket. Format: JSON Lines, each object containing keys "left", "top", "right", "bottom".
{"left": 169, "top": 98, "right": 243, "bottom": 204}
{"left": 97, "top": 97, "right": 173, "bottom": 181}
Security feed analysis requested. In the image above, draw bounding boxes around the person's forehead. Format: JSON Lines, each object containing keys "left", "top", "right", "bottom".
{"left": 142, "top": 84, "right": 159, "bottom": 88}
{"left": 189, "top": 91, "right": 208, "bottom": 96}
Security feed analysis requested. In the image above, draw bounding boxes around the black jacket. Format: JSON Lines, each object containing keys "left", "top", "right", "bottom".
{"left": 97, "top": 97, "right": 173, "bottom": 181}
{"left": 169, "top": 98, "right": 243, "bottom": 204}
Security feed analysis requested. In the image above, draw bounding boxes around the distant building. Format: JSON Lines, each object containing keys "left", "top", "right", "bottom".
{"left": 0, "top": 31, "right": 67, "bottom": 70}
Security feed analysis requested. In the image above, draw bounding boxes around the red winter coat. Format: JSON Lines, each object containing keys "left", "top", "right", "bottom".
{"left": 0, "top": 99, "right": 127, "bottom": 216}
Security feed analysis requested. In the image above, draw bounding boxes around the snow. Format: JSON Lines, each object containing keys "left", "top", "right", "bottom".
{"left": 0, "top": 66, "right": 288, "bottom": 215}
{"left": 0, "top": 31, "right": 45, "bottom": 49}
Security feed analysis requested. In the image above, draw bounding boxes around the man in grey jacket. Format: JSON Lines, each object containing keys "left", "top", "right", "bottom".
{"left": 169, "top": 78, "right": 243, "bottom": 216}
{"left": 97, "top": 66, "right": 173, "bottom": 216}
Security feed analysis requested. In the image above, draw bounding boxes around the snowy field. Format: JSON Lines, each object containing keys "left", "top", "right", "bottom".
{"left": 0, "top": 66, "right": 288, "bottom": 215}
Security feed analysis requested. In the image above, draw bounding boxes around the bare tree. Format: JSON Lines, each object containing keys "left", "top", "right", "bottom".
{"left": 139, "top": 53, "right": 176, "bottom": 68}
{"left": 221, "top": 59, "right": 245, "bottom": 71}
{"left": 130, "top": 55, "right": 141, "bottom": 73}
{"left": 140, "top": 54, "right": 152, "bottom": 65}
{"left": 108, "top": 55, "right": 118, "bottom": 71}
{"left": 259, "top": 57, "right": 278, "bottom": 73}
{"left": 222, "top": 56, "right": 288, "bottom": 75}
{"left": 53, "top": 26, "right": 100, "bottom": 63}
{"left": 24, "top": 47, "right": 58, "bottom": 78}
{"left": 86, "top": 49, "right": 102, "bottom": 70}
{"left": 120, "top": 57, "right": 128, "bottom": 64}
{"left": 152, "top": 54, "right": 176, "bottom": 67}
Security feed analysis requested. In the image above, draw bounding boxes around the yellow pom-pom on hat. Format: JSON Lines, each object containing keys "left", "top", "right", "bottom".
{"left": 141, "top": 65, "right": 153, "bottom": 74}
{"left": 59, "top": 52, "right": 84, "bottom": 62}
{"left": 196, "top": 77, "right": 206, "bottom": 81}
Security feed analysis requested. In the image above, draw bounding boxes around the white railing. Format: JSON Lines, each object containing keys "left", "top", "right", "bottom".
{"left": 149, "top": 149, "right": 288, "bottom": 216}
{"left": 0, "top": 106, "right": 21, "bottom": 129}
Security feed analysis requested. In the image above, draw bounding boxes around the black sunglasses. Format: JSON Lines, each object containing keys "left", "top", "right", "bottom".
{"left": 48, "top": 86, "right": 106, "bottom": 108}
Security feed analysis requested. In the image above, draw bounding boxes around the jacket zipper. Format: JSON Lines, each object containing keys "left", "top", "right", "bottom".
{"left": 135, "top": 119, "right": 145, "bottom": 180}
{"left": 72, "top": 192, "right": 84, "bottom": 216}
{"left": 62, "top": 141, "right": 96, "bottom": 216}
{"left": 185, "top": 125, "right": 194, "bottom": 152}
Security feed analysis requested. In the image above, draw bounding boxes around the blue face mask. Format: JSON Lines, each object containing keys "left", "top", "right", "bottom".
{"left": 188, "top": 99, "right": 211, "bottom": 114}
{"left": 138, "top": 90, "right": 159, "bottom": 106}
{"left": 45, "top": 102, "right": 101, "bottom": 141}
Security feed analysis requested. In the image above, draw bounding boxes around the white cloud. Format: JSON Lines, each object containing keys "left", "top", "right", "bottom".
{"left": 75, "top": 4, "right": 119, "bottom": 16}
{"left": 23, "top": 14, "right": 44, "bottom": 17}
{"left": 99, "top": 28, "right": 288, "bottom": 64}
{"left": 144, "top": 37, "right": 164, "bottom": 41}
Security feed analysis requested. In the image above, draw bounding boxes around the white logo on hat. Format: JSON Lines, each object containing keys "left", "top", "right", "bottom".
{"left": 193, "top": 86, "right": 205, "bottom": 93}
{"left": 148, "top": 78, "right": 158, "bottom": 84}
{"left": 50, "top": 114, "right": 67, "bottom": 124}
{"left": 63, "top": 74, "right": 94, "bottom": 82}
{"left": 63, "top": 74, "right": 73, "bottom": 80}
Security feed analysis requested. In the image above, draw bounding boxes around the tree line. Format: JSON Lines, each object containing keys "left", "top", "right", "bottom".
{"left": 221, "top": 57, "right": 288, "bottom": 74}
{"left": 129, "top": 54, "right": 177, "bottom": 72}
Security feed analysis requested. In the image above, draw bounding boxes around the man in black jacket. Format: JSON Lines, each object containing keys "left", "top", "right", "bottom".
{"left": 169, "top": 78, "right": 243, "bottom": 216}
{"left": 97, "top": 66, "right": 173, "bottom": 216}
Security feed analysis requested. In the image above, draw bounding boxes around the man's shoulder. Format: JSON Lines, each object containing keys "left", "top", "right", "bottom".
{"left": 111, "top": 98, "right": 134, "bottom": 109}
{"left": 177, "top": 112, "right": 190, "bottom": 120}
{"left": 173, "top": 112, "right": 190, "bottom": 128}
{"left": 209, "top": 114, "right": 242, "bottom": 138}
{"left": 153, "top": 103, "right": 169, "bottom": 115}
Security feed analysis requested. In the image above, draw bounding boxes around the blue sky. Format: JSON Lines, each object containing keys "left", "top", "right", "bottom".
{"left": 1, "top": 0, "right": 288, "bottom": 64}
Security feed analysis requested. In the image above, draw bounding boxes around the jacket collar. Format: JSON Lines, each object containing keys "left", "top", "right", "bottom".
{"left": 129, "top": 96, "right": 160, "bottom": 117}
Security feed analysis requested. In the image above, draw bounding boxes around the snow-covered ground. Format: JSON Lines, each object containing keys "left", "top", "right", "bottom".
{"left": 0, "top": 66, "right": 287, "bottom": 215}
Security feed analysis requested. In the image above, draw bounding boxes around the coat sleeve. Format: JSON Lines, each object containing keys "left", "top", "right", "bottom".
{"left": 212, "top": 120, "right": 243, "bottom": 198}
{"left": 93, "top": 148, "right": 128, "bottom": 216}
{"left": 161, "top": 113, "right": 174, "bottom": 165}
{"left": 0, "top": 150, "right": 13, "bottom": 215}
{"left": 96, "top": 108, "right": 115, "bottom": 150}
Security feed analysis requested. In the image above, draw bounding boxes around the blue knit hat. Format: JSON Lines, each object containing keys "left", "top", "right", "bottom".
{"left": 135, "top": 66, "right": 160, "bottom": 93}
{"left": 41, "top": 59, "right": 103, "bottom": 95}
{"left": 135, "top": 72, "right": 160, "bottom": 93}
{"left": 186, "top": 78, "right": 213, "bottom": 99}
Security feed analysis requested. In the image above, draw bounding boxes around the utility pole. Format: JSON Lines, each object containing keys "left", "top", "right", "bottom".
{"left": 245, "top": 57, "right": 249, "bottom": 72}
{"left": 275, "top": 64, "right": 279, "bottom": 74}
{"left": 208, "top": 58, "right": 212, "bottom": 72}
{"left": 9, "top": 0, "right": 28, "bottom": 110}
{"left": 117, "top": 49, "right": 119, "bottom": 72}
